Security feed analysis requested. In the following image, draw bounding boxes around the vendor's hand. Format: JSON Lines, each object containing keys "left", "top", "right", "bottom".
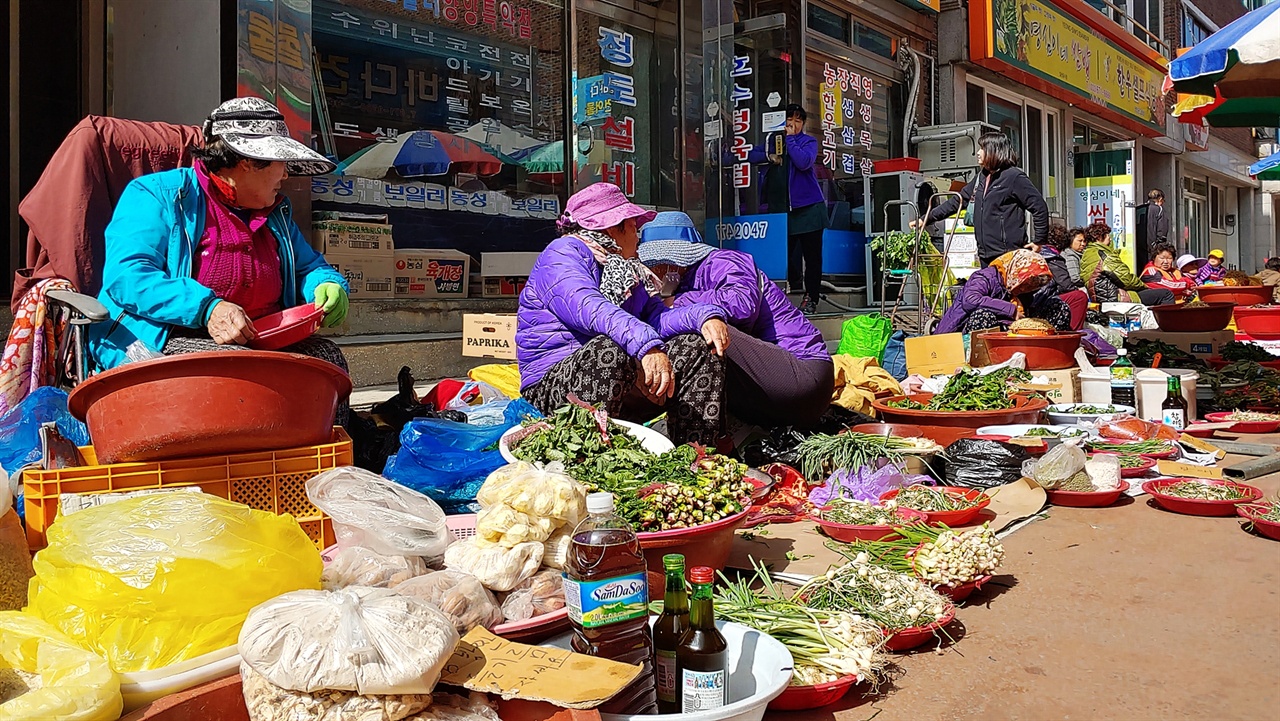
{"left": 207, "top": 301, "right": 256, "bottom": 346}
{"left": 908, "top": 219, "right": 924, "bottom": 231}
{"left": 1015, "top": 306, "right": 1026, "bottom": 320}
{"left": 767, "top": 153, "right": 782, "bottom": 165}
{"left": 314, "top": 283, "right": 349, "bottom": 328}
{"left": 640, "top": 348, "right": 674, "bottom": 402}
{"left": 701, "top": 318, "right": 730, "bottom": 356}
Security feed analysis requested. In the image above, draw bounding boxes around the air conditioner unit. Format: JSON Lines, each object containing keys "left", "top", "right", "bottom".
{"left": 915, "top": 122, "right": 998, "bottom": 174}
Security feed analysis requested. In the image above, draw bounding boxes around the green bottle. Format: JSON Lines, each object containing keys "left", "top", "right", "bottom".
{"left": 677, "top": 566, "right": 728, "bottom": 712}
{"left": 1111, "top": 348, "right": 1135, "bottom": 407}
{"left": 651, "top": 554, "right": 689, "bottom": 714}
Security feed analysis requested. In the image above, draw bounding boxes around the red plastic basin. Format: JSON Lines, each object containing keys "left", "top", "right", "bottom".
{"left": 1046, "top": 480, "right": 1131, "bottom": 507}
{"left": 977, "top": 331, "right": 1083, "bottom": 370}
{"left": 882, "top": 604, "right": 957, "bottom": 651}
{"left": 879, "top": 486, "right": 991, "bottom": 526}
{"left": 68, "top": 351, "right": 352, "bottom": 463}
{"left": 768, "top": 675, "right": 860, "bottom": 711}
{"left": 1234, "top": 306, "right": 1280, "bottom": 340}
{"left": 638, "top": 507, "right": 749, "bottom": 596}
{"left": 1205, "top": 412, "right": 1280, "bottom": 434}
{"left": 1237, "top": 503, "right": 1280, "bottom": 541}
{"left": 1142, "top": 479, "right": 1263, "bottom": 517}
{"left": 1195, "top": 284, "right": 1274, "bottom": 307}
{"left": 811, "top": 506, "right": 928, "bottom": 543}
{"left": 248, "top": 305, "right": 325, "bottom": 351}
{"left": 935, "top": 574, "right": 993, "bottom": 602}
{"left": 1150, "top": 302, "right": 1236, "bottom": 332}
{"left": 872, "top": 393, "right": 1049, "bottom": 429}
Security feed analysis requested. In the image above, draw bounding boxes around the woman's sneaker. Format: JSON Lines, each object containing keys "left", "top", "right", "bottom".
{"left": 801, "top": 299, "right": 818, "bottom": 315}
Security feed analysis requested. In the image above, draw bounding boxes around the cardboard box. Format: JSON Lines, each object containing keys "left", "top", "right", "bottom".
{"left": 313, "top": 220, "right": 395, "bottom": 256}
{"left": 1126, "top": 329, "right": 1233, "bottom": 359}
{"left": 482, "top": 276, "right": 529, "bottom": 298}
{"left": 394, "top": 249, "right": 471, "bottom": 298}
{"left": 328, "top": 254, "right": 395, "bottom": 299}
{"left": 1024, "top": 367, "right": 1080, "bottom": 404}
{"left": 480, "top": 252, "right": 539, "bottom": 297}
{"left": 906, "top": 333, "right": 968, "bottom": 377}
{"left": 462, "top": 314, "right": 516, "bottom": 360}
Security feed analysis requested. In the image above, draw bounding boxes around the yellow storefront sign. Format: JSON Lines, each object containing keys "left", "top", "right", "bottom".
{"left": 974, "top": 0, "right": 1167, "bottom": 134}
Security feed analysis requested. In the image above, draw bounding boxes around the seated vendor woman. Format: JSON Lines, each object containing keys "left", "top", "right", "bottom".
{"left": 638, "top": 212, "right": 834, "bottom": 429}
{"left": 518, "top": 183, "right": 731, "bottom": 446}
{"left": 934, "top": 249, "right": 1073, "bottom": 334}
{"left": 89, "top": 99, "right": 351, "bottom": 418}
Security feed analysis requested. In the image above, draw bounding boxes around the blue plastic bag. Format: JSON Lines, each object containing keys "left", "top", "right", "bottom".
{"left": 881, "top": 330, "right": 908, "bottom": 381}
{"left": 0, "top": 386, "right": 90, "bottom": 477}
{"left": 383, "top": 398, "right": 540, "bottom": 512}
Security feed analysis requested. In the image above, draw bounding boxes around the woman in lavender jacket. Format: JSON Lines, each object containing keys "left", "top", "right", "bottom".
{"left": 640, "top": 212, "right": 834, "bottom": 428}
{"left": 518, "top": 183, "right": 731, "bottom": 445}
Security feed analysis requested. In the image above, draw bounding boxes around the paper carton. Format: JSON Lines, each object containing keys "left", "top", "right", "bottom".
{"left": 313, "top": 220, "right": 395, "bottom": 255}
{"left": 394, "top": 249, "right": 471, "bottom": 298}
{"left": 462, "top": 314, "right": 516, "bottom": 359}
{"left": 905, "top": 333, "right": 968, "bottom": 377}
{"left": 327, "top": 254, "right": 394, "bottom": 299}
{"left": 480, "top": 252, "right": 540, "bottom": 297}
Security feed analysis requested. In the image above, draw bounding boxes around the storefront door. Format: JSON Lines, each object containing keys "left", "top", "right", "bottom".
{"left": 1073, "top": 141, "right": 1139, "bottom": 271}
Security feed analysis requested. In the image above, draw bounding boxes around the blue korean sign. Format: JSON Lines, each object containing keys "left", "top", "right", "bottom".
{"left": 574, "top": 75, "right": 610, "bottom": 123}
{"left": 706, "top": 214, "right": 788, "bottom": 280}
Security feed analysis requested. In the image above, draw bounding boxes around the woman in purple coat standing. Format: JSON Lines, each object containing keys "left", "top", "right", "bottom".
{"left": 639, "top": 212, "right": 834, "bottom": 428}
{"left": 517, "top": 184, "right": 732, "bottom": 445}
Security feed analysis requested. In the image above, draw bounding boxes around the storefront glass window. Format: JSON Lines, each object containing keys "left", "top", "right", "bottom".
{"left": 986, "top": 94, "right": 1022, "bottom": 157}
{"left": 806, "top": 50, "right": 899, "bottom": 206}
{"left": 852, "top": 23, "right": 893, "bottom": 59}
{"left": 807, "top": 3, "right": 850, "bottom": 44}
{"left": 1026, "top": 105, "right": 1043, "bottom": 194}
{"left": 1046, "top": 110, "right": 1060, "bottom": 214}
{"left": 309, "top": 0, "right": 567, "bottom": 253}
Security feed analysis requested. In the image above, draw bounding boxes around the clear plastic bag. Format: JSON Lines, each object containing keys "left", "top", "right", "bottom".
{"left": 0, "top": 611, "right": 122, "bottom": 721}
{"left": 26, "top": 493, "right": 320, "bottom": 673}
{"left": 321, "top": 546, "right": 429, "bottom": 590}
{"left": 240, "top": 662, "right": 432, "bottom": 721}
{"left": 406, "top": 691, "right": 500, "bottom": 720}
{"left": 306, "top": 467, "right": 452, "bottom": 562}
{"left": 476, "top": 463, "right": 586, "bottom": 528}
{"left": 392, "top": 571, "right": 504, "bottom": 634}
{"left": 542, "top": 527, "right": 573, "bottom": 571}
{"left": 499, "top": 569, "right": 567, "bottom": 622}
{"left": 238, "top": 586, "right": 459, "bottom": 696}
{"left": 444, "top": 381, "right": 506, "bottom": 411}
{"left": 443, "top": 537, "right": 543, "bottom": 592}
{"left": 475, "top": 503, "right": 558, "bottom": 547}
{"left": 1084, "top": 454, "right": 1122, "bottom": 491}
{"left": 1094, "top": 414, "right": 1179, "bottom": 442}
{"left": 1022, "top": 442, "right": 1088, "bottom": 490}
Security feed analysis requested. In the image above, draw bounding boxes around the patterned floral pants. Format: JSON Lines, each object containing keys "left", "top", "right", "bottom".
{"left": 961, "top": 296, "right": 1074, "bottom": 334}
{"left": 523, "top": 334, "right": 725, "bottom": 445}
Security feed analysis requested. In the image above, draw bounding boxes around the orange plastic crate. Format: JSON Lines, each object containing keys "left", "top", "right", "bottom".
{"left": 22, "top": 427, "right": 352, "bottom": 550}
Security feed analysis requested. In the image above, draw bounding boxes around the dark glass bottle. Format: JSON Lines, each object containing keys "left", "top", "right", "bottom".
{"left": 677, "top": 566, "right": 728, "bottom": 712}
{"left": 1162, "top": 375, "right": 1188, "bottom": 430}
{"left": 652, "top": 554, "right": 689, "bottom": 714}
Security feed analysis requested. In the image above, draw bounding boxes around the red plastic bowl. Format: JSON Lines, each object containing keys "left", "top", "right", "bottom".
{"left": 638, "top": 508, "right": 750, "bottom": 596}
{"left": 1237, "top": 504, "right": 1280, "bottom": 541}
{"left": 1149, "top": 302, "right": 1236, "bottom": 332}
{"left": 1089, "top": 453, "right": 1156, "bottom": 478}
{"left": 935, "top": 575, "right": 993, "bottom": 602}
{"left": 492, "top": 608, "right": 571, "bottom": 643}
{"left": 1234, "top": 306, "right": 1280, "bottom": 340}
{"left": 249, "top": 305, "right": 325, "bottom": 351}
{"left": 872, "top": 393, "right": 1049, "bottom": 429}
{"left": 811, "top": 507, "right": 928, "bottom": 543}
{"left": 1142, "top": 479, "right": 1264, "bottom": 517}
{"left": 879, "top": 486, "right": 991, "bottom": 526}
{"left": 1183, "top": 422, "right": 1219, "bottom": 438}
{"left": 1195, "top": 284, "right": 1274, "bottom": 307}
{"left": 977, "top": 331, "right": 1083, "bottom": 370}
{"left": 850, "top": 423, "right": 926, "bottom": 438}
{"left": 67, "top": 351, "right": 351, "bottom": 463}
{"left": 882, "top": 604, "right": 957, "bottom": 652}
{"left": 768, "top": 675, "right": 860, "bottom": 711}
{"left": 1205, "top": 411, "right": 1280, "bottom": 434}
{"left": 1046, "top": 480, "right": 1131, "bottom": 507}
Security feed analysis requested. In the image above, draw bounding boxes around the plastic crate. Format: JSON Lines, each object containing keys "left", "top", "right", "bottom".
{"left": 22, "top": 427, "right": 352, "bottom": 551}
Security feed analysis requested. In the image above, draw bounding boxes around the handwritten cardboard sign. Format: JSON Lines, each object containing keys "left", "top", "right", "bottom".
{"left": 1157, "top": 460, "right": 1224, "bottom": 480}
{"left": 442, "top": 627, "right": 642, "bottom": 709}
{"left": 1179, "top": 433, "right": 1227, "bottom": 459}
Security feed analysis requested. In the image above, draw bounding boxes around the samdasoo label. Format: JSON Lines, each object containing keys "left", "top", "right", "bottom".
{"left": 564, "top": 572, "right": 648, "bottom": 629}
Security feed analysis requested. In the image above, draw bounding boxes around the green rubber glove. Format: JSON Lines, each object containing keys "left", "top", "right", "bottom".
{"left": 314, "top": 283, "right": 349, "bottom": 328}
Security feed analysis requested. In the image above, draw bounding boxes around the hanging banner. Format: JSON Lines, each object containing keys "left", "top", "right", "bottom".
{"left": 1073, "top": 174, "right": 1136, "bottom": 269}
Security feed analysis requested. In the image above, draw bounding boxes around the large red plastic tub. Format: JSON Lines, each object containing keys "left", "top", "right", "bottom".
{"left": 1195, "top": 284, "right": 1274, "bottom": 307}
{"left": 637, "top": 508, "right": 749, "bottom": 595}
{"left": 977, "top": 331, "right": 1083, "bottom": 370}
{"left": 69, "top": 351, "right": 352, "bottom": 463}
{"left": 872, "top": 393, "right": 1048, "bottom": 429}
{"left": 1234, "top": 306, "right": 1280, "bottom": 340}
{"left": 1149, "top": 302, "right": 1235, "bottom": 332}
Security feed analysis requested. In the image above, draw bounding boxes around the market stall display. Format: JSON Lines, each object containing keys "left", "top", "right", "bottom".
{"left": 1194, "top": 284, "right": 1274, "bottom": 306}
{"left": 1148, "top": 302, "right": 1235, "bottom": 332}
{"left": 811, "top": 500, "right": 927, "bottom": 542}
{"left": 1237, "top": 498, "right": 1280, "bottom": 540}
{"left": 976, "top": 331, "right": 1083, "bottom": 370}
{"left": 1234, "top": 306, "right": 1280, "bottom": 340}
{"left": 879, "top": 485, "right": 992, "bottom": 525}
{"left": 1204, "top": 411, "right": 1280, "bottom": 434}
{"left": 1142, "top": 479, "right": 1264, "bottom": 516}
{"left": 1045, "top": 403, "right": 1136, "bottom": 424}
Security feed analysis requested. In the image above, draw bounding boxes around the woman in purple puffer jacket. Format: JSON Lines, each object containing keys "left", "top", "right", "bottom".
{"left": 518, "top": 183, "right": 731, "bottom": 445}
{"left": 639, "top": 212, "right": 834, "bottom": 428}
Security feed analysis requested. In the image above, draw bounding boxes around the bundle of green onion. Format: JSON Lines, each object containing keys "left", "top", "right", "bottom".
{"left": 794, "top": 432, "right": 917, "bottom": 481}
{"left": 1159, "top": 481, "right": 1251, "bottom": 501}
{"left": 796, "top": 555, "right": 949, "bottom": 631}
{"left": 893, "top": 485, "right": 981, "bottom": 512}
{"left": 830, "top": 522, "right": 1004, "bottom": 587}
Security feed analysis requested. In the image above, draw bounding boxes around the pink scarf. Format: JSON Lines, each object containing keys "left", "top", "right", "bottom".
{"left": 193, "top": 161, "right": 283, "bottom": 319}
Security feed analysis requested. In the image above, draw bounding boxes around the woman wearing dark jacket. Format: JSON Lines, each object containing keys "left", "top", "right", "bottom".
{"left": 1040, "top": 225, "right": 1089, "bottom": 329}
{"left": 912, "top": 132, "right": 1048, "bottom": 266}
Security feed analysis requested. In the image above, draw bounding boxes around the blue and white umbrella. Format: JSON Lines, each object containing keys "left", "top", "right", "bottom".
{"left": 1249, "top": 148, "right": 1280, "bottom": 181}
{"left": 1169, "top": 1, "right": 1280, "bottom": 98}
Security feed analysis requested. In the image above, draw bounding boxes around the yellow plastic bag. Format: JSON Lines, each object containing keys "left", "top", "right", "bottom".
{"left": 0, "top": 611, "right": 122, "bottom": 721}
{"left": 26, "top": 493, "right": 321, "bottom": 674}
{"left": 468, "top": 364, "right": 521, "bottom": 399}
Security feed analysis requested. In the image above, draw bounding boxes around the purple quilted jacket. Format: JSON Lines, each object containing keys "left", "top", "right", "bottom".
{"left": 675, "top": 249, "right": 829, "bottom": 363}
{"left": 518, "top": 236, "right": 724, "bottom": 390}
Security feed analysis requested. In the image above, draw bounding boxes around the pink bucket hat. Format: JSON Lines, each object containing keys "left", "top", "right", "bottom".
{"left": 561, "top": 182, "right": 656, "bottom": 231}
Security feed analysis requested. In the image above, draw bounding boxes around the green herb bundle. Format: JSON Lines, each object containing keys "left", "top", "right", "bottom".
{"left": 886, "top": 367, "right": 1032, "bottom": 412}
{"left": 795, "top": 432, "right": 915, "bottom": 481}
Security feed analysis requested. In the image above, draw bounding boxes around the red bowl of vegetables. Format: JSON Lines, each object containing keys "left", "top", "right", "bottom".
{"left": 1089, "top": 439, "right": 1180, "bottom": 459}
{"left": 768, "top": 675, "right": 860, "bottom": 711}
{"left": 1205, "top": 411, "right": 1280, "bottom": 434}
{"left": 1141, "top": 479, "right": 1264, "bottom": 517}
{"left": 1046, "top": 481, "right": 1131, "bottom": 508}
{"left": 882, "top": 603, "right": 957, "bottom": 652}
{"left": 879, "top": 486, "right": 991, "bottom": 526}
{"left": 1183, "top": 422, "right": 1220, "bottom": 438}
{"left": 1090, "top": 452, "right": 1156, "bottom": 478}
{"left": 935, "top": 575, "right": 993, "bottom": 602}
{"left": 811, "top": 506, "right": 928, "bottom": 543}
{"left": 1237, "top": 502, "right": 1280, "bottom": 541}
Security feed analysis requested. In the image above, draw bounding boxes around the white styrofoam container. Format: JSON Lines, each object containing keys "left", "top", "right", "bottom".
{"left": 118, "top": 645, "right": 240, "bottom": 711}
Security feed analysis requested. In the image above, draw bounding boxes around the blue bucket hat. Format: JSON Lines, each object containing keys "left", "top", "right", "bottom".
{"left": 638, "top": 212, "right": 714, "bottom": 268}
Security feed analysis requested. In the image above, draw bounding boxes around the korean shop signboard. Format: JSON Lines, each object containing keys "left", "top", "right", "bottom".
{"left": 970, "top": 0, "right": 1168, "bottom": 136}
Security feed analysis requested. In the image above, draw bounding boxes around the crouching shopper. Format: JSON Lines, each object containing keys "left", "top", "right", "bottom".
{"left": 935, "top": 249, "right": 1072, "bottom": 334}
{"left": 517, "top": 184, "right": 731, "bottom": 445}
{"left": 638, "top": 212, "right": 834, "bottom": 429}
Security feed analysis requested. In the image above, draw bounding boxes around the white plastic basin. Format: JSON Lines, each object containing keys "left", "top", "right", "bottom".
{"left": 118, "top": 645, "right": 240, "bottom": 711}
{"left": 499, "top": 418, "right": 674, "bottom": 464}
{"left": 544, "top": 620, "right": 793, "bottom": 721}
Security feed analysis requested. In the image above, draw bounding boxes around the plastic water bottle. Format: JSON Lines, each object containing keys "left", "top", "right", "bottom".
{"left": 563, "top": 492, "right": 658, "bottom": 715}
{"left": 1111, "top": 349, "right": 1135, "bottom": 408}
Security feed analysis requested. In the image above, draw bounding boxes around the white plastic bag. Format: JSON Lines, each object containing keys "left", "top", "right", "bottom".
{"left": 443, "top": 537, "right": 542, "bottom": 592}
{"left": 306, "top": 467, "right": 452, "bottom": 561}
{"left": 499, "top": 570, "right": 567, "bottom": 622}
{"left": 444, "top": 381, "right": 506, "bottom": 412}
{"left": 238, "top": 586, "right": 459, "bottom": 696}
{"left": 542, "top": 527, "right": 573, "bottom": 571}
{"left": 474, "top": 462, "right": 586, "bottom": 546}
{"left": 393, "top": 571, "right": 504, "bottom": 634}
{"left": 1084, "top": 454, "right": 1122, "bottom": 491}
{"left": 321, "top": 547, "right": 429, "bottom": 590}
{"left": 240, "top": 663, "right": 432, "bottom": 721}
{"left": 405, "top": 691, "right": 500, "bottom": 720}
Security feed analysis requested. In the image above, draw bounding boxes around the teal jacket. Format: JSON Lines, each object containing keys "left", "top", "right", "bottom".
{"left": 89, "top": 167, "right": 347, "bottom": 370}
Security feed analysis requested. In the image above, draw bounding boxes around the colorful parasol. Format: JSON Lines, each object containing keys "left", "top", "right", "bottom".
{"left": 1250, "top": 149, "right": 1280, "bottom": 181}
{"left": 336, "top": 130, "right": 504, "bottom": 179}
{"left": 1169, "top": 1, "right": 1280, "bottom": 98}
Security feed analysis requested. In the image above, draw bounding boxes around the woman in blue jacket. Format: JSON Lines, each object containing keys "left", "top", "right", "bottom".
{"left": 89, "top": 99, "right": 351, "bottom": 413}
